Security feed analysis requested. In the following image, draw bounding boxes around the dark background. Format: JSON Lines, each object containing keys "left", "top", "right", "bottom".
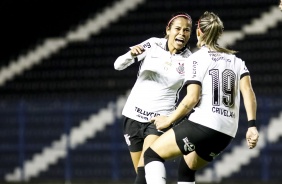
{"left": 0, "top": 0, "right": 281, "bottom": 183}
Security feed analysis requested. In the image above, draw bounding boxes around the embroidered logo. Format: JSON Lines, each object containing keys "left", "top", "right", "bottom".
{"left": 176, "top": 63, "right": 185, "bottom": 74}
{"left": 124, "top": 134, "right": 131, "bottom": 146}
{"left": 182, "top": 137, "right": 195, "bottom": 152}
{"left": 210, "top": 152, "right": 220, "bottom": 159}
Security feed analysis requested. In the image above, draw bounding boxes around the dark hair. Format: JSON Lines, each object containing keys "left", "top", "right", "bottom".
{"left": 165, "top": 12, "right": 192, "bottom": 39}
{"left": 167, "top": 12, "right": 192, "bottom": 28}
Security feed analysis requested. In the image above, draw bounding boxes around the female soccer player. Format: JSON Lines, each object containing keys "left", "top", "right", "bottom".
{"left": 114, "top": 12, "right": 193, "bottom": 184}
{"left": 144, "top": 11, "right": 259, "bottom": 184}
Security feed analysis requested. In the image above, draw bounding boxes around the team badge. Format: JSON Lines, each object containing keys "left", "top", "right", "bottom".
{"left": 182, "top": 137, "right": 195, "bottom": 153}
{"left": 124, "top": 134, "right": 131, "bottom": 146}
{"left": 176, "top": 63, "right": 184, "bottom": 74}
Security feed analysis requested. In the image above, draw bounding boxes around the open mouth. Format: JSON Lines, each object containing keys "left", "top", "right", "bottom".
{"left": 175, "top": 38, "right": 185, "bottom": 45}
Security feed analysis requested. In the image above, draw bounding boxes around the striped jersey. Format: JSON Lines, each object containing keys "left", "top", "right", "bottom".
{"left": 185, "top": 46, "right": 250, "bottom": 137}
{"left": 115, "top": 37, "right": 192, "bottom": 122}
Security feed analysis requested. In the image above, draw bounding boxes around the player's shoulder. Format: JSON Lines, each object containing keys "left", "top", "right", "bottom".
{"left": 234, "top": 55, "right": 244, "bottom": 63}
{"left": 140, "top": 37, "right": 166, "bottom": 49}
{"left": 188, "top": 48, "right": 207, "bottom": 60}
{"left": 148, "top": 37, "right": 167, "bottom": 46}
{"left": 144, "top": 37, "right": 165, "bottom": 43}
{"left": 231, "top": 55, "right": 246, "bottom": 68}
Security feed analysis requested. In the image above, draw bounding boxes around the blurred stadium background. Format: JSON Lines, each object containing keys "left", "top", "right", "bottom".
{"left": 0, "top": 0, "right": 281, "bottom": 183}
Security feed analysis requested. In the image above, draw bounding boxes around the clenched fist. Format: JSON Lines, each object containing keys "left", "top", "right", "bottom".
{"left": 130, "top": 45, "right": 145, "bottom": 57}
{"left": 246, "top": 127, "right": 259, "bottom": 149}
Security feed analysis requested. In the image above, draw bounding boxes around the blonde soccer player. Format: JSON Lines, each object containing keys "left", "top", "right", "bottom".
{"left": 144, "top": 11, "right": 259, "bottom": 184}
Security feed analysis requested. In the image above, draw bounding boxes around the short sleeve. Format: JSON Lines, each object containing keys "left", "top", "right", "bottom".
{"left": 238, "top": 58, "right": 250, "bottom": 79}
{"left": 130, "top": 37, "right": 158, "bottom": 62}
{"left": 184, "top": 57, "right": 203, "bottom": 86}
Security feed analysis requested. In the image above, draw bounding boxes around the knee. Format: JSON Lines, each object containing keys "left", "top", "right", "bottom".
{"left": 185, "top": 151, "right": 209, "bottom": 170}
{"left": 187, "top": 163, "right": 198, "bottom": 170}
{"left": 144, "top": 147, "right": 164, "bottom": 165}
{"left": 187, "top": 163, "right": 199, "bottom": 170}
{"left": 185, "top": 160, "right": 202, "bottom": 170}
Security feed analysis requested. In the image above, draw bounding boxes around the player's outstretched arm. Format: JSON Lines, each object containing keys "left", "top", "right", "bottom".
{"left": 151, "top": 84, "right": 200, "bottom": 130}
{"left": 114, "top": 45, "right": 145, "bottom": 70}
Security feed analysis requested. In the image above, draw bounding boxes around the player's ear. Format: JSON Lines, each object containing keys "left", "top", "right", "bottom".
{"left": 197, "top": 28, "right": 201, "bottom": 37}
{"left": 166, "top": 26, "right": 170, "bottom": 36}
{"left": 196, "top": 28, "right": 202, "bottom": 39}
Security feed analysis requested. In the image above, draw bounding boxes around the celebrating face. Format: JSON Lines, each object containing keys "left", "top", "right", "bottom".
{"left": 166, "top": 17, "right": 192, "bottom": 54}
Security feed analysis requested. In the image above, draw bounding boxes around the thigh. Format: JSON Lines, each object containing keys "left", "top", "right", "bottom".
{"left": 138, "top": 122, "right": 171, "bottom": 166}
{"left": 130, "top": 151, "right": 142, "bottom": 173}
{"left": 143, "top": 122, "right": 168, "bottom": 137}
{"left": 123, "top": 116, "right": 144, "bottom": 152}
{"left": 150, "top": 128, "right": 182, "bottom": 160}
{"left": 174, "top": 119, "right": 233, "bottom": 162}
{"left": 138, "top": 134, "right": 160, "bottom": 167}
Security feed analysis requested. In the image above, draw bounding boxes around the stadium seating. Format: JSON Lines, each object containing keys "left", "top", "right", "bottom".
{"left": 0, "top": 0, "right": 281, "bottom": 183}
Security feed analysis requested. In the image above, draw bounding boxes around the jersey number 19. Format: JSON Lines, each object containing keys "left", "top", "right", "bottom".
{"left": 209, "top": 69, "right": 235, "bottom": 108}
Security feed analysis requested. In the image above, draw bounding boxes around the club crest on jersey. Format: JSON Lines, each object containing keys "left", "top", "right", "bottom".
{"left": 176, "top": 63, "right": 184, "bottom": 74}
{"left": 124, "top": 134, "right": 131, "bottom": 146}
{"left": 182, "top": 137, "right": 195, "bottom": 153}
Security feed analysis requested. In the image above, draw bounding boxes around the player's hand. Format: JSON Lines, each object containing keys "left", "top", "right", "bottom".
{"left": 150, "top": 115, "right": 171, "bottom": 130}
{"left": 130, "top": 45, "right": 145, "bottom": 57}
{"left": 246, "top": 127, "right": 259, "bottom": 149}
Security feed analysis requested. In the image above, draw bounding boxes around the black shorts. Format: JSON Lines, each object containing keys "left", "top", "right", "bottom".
{"left": 173, "top": 119, "right": 233, "bottom": 162}
{"left": 123, "top": 116, "right": 170, "bottom": 152}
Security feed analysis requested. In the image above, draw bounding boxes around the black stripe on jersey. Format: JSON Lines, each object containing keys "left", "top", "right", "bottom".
{"left": 134, "top": 57, "right": 138, "bottom": 63}
{"left": 174, "top": 81, "right": 184, "bottom": 103}
{"left": 184, "top": 80, "right": 202, "bottom": 87}
{"left": 165, "top": 41, "right": 169, "bottom": 51}
{"left": 240, "top": 72, "right": 250, "bottom": 79}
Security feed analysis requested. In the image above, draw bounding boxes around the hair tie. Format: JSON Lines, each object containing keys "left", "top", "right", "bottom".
{"left": 167, "top": 14, "right": 192, "bottom": 27}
